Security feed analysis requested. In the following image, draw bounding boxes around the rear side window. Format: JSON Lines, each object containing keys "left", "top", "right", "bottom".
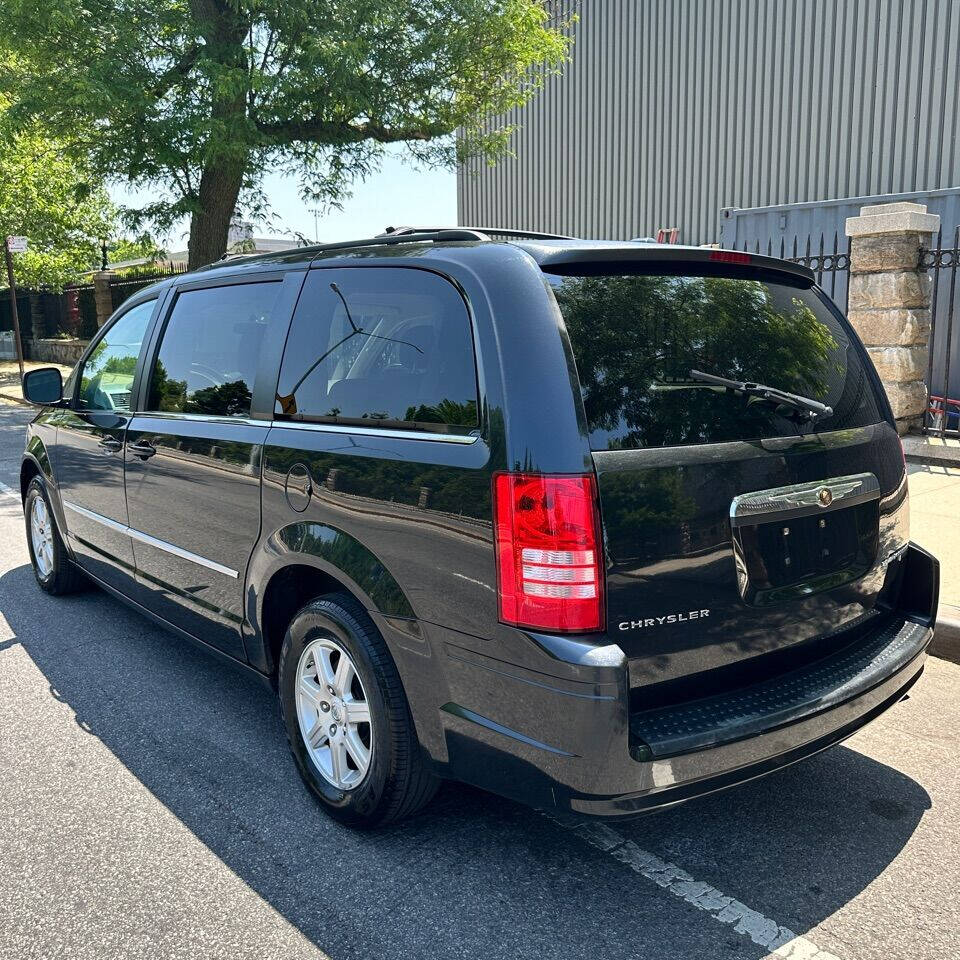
{"left": 275, "top": 267, "right": 479, "bottom": 434}
{"left": 548, "top": 270, "right": 883, "bottom": 449}
{"left": 148, "top": 282, "right": 282, "bottom": 418}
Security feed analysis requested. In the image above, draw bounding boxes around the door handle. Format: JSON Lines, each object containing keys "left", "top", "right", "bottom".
{"left": 128, "top": 441, "right": 157, "bottom": 460}
{"left": 98, "top": 437, "right": 122, "bottom": 453}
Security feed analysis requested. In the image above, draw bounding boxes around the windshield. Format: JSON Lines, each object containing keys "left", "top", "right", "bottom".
{"left": 547, "top": 270, "right": 883, "bottom": 450}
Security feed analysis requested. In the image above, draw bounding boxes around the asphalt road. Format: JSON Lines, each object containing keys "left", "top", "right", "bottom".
{"left": 1, "top": 400, "right": 959, "bottom": 960}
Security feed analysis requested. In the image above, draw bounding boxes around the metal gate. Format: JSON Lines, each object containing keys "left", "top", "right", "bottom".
{"left": 922, "top": 228, "right": 960, "bottom": 438}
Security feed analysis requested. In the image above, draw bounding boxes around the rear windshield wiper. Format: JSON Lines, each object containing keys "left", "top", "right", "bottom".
{"left": 688, "top": 369, "right": 833, "bottom": 419}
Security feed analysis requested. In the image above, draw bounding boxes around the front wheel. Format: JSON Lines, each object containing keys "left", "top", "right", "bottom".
{"left": 24, "top": 477, "right": 85, "bottom": 595}
{"left": 278, "top": 593, "right": 438, "bottom": 828}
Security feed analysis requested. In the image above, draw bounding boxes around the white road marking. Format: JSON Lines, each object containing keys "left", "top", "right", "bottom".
{"left": 548, "top": 817, "right": 842, "bottom": 960}
{"left": 450, "top": 572, "right": 495, "bottom": 591}
{"left": 0, "top": 480, "right": 19, "bottom": 501}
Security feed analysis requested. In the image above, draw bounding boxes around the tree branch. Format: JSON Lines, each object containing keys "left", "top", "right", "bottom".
{"left": 255, "top": 117, "right": 452, "bottom": 145}
{"left": 149, "top": 44, "right": 203, "bottom": 99}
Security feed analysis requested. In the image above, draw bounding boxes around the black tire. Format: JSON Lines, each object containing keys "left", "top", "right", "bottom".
{"left": 23, "top": 477, "right": 86, "bottom": 595}
{"left": 278, "top": 592, "right": 438, "bottom": 828}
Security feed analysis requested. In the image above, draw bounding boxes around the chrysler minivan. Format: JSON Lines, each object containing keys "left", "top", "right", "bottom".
{"left": 19, "top": 227, "right": 938, "bottom": 827}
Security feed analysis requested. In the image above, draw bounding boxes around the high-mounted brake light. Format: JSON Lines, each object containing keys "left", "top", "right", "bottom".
{"left": 492, "top": 473, "right": 604, "bottom": 633}
{"left": 710, "top": 250, "right": 752, "bottom": 264}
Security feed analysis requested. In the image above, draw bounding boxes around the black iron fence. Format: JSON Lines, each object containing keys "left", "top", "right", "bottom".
{"left": 732, "top": 231, "right": 851, "bottom": 311}
{"left": 108, "top": 262, "right": 188, "bottom": 313}
{"left": 0, "top": 291, "right": 33, "bottom": 339}
{"left": 921, "top": 228, "right": 960, "bottom": 438}
{"left": 726, "top": 226, "right": 960, "bottom": 438}
{"left": 0, "top": 262, "right": 188, "bottom": 347}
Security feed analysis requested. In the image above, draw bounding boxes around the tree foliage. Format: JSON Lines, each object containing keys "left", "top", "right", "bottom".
{"left": 0, "top": 1, "right": 569, "bottom": 268}
{"left": 110, "top": 233, "right": 170, "bottom": 265}
{"left": 0, "top": 77, "right": 115, "bottom": 291}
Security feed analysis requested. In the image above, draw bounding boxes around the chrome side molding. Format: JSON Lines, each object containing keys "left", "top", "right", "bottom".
{"left": 62, "top": 500, "right": 239, "bottom": 579}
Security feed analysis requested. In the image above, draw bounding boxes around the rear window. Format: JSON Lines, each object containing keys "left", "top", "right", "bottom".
{"left": 548, "top": 270, "right": 883, "bottom": 450}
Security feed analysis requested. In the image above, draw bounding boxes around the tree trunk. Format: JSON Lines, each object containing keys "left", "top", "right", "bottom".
{"left": 187, "top": 159, "right": 246, "bottom": 269}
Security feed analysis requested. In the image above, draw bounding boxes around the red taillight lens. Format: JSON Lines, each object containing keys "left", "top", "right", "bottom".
{"left": 492, "top": 473, "right": 604, "bottom": 633}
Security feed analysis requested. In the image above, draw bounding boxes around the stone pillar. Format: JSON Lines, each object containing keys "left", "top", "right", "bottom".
{"left": 845, "top": 202, "right": 939, "bottom": 434}
{"left": 92, "top": 270, "right": 115, "bottom": 328}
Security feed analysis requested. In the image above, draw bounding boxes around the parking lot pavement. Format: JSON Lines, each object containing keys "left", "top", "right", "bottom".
{"left": 2, "top": 408, "right": 960, "bottom": 960}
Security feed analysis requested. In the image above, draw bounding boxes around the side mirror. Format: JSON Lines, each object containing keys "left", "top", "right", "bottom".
{"left": 22, "top": 367, "right": 64, "bottom": 406}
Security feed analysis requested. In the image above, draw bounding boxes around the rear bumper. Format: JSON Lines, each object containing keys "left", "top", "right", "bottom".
{"left": 386, "top": 543, "right": 938, "bottom": 818}
{"left": 573, "top": 632, "right": 928, "bottom": 816}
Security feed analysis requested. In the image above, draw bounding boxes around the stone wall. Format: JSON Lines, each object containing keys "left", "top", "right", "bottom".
{"left": 25, "top": 337, "right": 88, "bottom": 366}
{"left": 845, "top": 202, "right": 940, "bottom": 434}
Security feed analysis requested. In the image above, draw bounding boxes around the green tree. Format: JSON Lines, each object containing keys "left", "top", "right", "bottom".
{"left": 0, "top": 1, "right": 569, "bottom": 269}
{"left": 0, "top": 81, "right": 115, "bottom": 290}
{"left": 110, "top": 233, "right": 169, "bottom": 265}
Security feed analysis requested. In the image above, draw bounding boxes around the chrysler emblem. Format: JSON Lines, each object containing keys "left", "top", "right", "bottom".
{"left": 817, "top": 487, "right": 833, "bottom": 507}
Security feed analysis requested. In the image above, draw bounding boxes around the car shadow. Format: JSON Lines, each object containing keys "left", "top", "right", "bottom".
{"left": 0, "top": 561, "right": 931, "bottom": 960}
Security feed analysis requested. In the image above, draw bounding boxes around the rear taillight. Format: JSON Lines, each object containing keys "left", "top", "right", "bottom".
{"left": 492, "top": 473, "right": 604, "bottom": 633}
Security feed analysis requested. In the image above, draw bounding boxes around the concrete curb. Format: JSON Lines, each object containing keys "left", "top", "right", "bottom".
{"left": 931, "top": 605, "right": 960, "bottom": 665}
{"left": 903, "top": 434, "right": 960, "bottom": 467}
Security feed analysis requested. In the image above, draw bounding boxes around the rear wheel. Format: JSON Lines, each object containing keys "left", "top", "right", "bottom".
{"left": 24, "top": 477, "right": 85, "bottom": 595}
{"left": 278, "top": 593, "right": 438, "bottom": 828}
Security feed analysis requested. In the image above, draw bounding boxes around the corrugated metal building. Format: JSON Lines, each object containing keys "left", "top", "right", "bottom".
{"left": 458, "top": 0, "right": 960, "bottom": 244}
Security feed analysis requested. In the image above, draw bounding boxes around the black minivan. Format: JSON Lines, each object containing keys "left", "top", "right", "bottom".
{"left": 19, "top": 228, "right": 939, "bottom": 827}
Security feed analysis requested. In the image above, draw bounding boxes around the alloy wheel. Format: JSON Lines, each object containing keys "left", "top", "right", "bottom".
{"left": 295, "top": 637, "right": 373, "bottom": 790}
{"left": 30, "top": 495, "right": 54, "bottom": 578}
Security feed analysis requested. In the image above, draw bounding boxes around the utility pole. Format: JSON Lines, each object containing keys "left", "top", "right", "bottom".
{"left": 4, "top": 235, "right": 27, "bottom": 381}
{"left": 309, "top": 208, "right": 321, "bottom": 243}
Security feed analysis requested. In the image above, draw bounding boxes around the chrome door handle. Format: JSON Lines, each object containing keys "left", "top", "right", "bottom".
{"left": 98, "top": 437, "right": 122, "bottom": 453}
{"left": 128, "top": 441, "right": 157, "bottom": 460}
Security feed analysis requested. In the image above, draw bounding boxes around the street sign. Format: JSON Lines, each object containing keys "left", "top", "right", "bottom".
{"left": 6, "top": 236, "right": 28, "bottom": 253}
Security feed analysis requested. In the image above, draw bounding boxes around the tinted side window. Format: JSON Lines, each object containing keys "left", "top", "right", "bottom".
{"left": 77, "top": 300, "right": 154, "bottom": 411}
{"left": 275, "top": 268, "right": 478, "bottom": 433}
{"left": 148, "top": 282, "right": 282, "bottom": 418}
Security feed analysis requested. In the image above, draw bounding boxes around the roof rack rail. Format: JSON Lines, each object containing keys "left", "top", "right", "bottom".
{"left": 376, "top": 226, "right": 490, "bottom": 241}
{"left": 200, "top": 225, "right": 578, "bottom": 270}
{"left": 380, "top": 225, "right": 577, "bottom": 241}
{"left": 276, "top": 229, "right": 490, "bottom": 259}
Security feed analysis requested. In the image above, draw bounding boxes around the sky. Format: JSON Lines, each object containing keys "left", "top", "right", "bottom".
{"left": 109, "top": 148, "right": 459, "bottom": 251}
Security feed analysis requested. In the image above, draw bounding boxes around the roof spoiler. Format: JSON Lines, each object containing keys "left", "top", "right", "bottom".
{"left": 534, "top": 245, "right": 816, "bottom": 284}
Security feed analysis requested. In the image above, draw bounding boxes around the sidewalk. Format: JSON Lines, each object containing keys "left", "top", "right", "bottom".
{"left": 908, "top": 463, "right": 960, "bottom": 609}
{"left": 908, "top": 462, "right": 960, "bottom": 661}
{"left": 0, "top": 359, "right": 73, "bottom": 405}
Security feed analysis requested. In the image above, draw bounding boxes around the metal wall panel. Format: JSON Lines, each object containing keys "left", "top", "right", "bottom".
{"left": 457, "top": 0, "right": 960, "bottom": 244}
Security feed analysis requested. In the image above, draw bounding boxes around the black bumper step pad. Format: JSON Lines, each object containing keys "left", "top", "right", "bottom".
{"left": 630, "top": 616, "right": 930, "bottom": 759}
